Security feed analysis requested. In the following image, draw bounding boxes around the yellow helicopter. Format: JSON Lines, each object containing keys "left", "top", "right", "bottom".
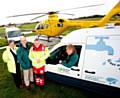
{"left": 8, "top": 1, "right": 120, "bottom": 41}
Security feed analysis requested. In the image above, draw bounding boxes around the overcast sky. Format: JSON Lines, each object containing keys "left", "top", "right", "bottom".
{"left": 0, "top": 0, "right": 119, "bottom": 25}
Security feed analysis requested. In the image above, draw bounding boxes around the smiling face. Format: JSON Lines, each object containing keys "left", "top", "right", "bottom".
{"left": 34, "top": 39, "right": 40, "bottom": 48}
{"left": 20, "top": 36, "right": 27, "bottom": 46}
{"left": 9, "top": 40, "right": 15, "bottom": 49}
{"left": 66, "top": 44, "right": 76, "bottom": 55}
{"left": 66, "top": 48, "right": 73, "bottom": 55}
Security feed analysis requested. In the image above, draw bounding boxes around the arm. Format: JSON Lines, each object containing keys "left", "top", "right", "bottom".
{"left": 62, "top": 53, "right": 78, "bottom": 68}
{"left": 2, "top": 51, "right": 9, "bottom": 63}
{"left": 41, "top": 47, "right": 50, "bottom": 60}
{"left": 17, "top": 48, "right": 26, "bottom": 67}
{"left": 29, "top": 47, "right": 36, "bottom": 62}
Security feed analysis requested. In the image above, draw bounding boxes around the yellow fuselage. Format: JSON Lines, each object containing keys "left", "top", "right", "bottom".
{"left": 35, "top": 1, "right": 120, "bottom": 37}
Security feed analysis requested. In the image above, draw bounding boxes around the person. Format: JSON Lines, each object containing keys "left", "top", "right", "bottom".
{"left": 59, "top": 44, "right": 79, "bottom": 68}
{"left": 17, "top": 36, "right": 34, "bottom": 89}
{"left": 29, "top": 38, "right": 50, "bottom": 88}
{"left": 2, "top": 40, "right": 23, "bottom": 89}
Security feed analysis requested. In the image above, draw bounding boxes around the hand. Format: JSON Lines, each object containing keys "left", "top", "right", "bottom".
{"left": 59, "top": 60, "right": 62, "bottom": 64}
{"left": 36, "top": 59, "right": 40, "bottom": 63}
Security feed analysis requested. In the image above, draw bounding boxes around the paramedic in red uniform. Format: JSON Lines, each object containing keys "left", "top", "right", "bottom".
{"left": 29, "top": 38, "right": 50, "bottom": 89}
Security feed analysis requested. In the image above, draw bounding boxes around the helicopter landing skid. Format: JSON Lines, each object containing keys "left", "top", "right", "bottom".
{"left": 37, "top": 35, "right": 63, "bottom": 42}
{"left": 37, "top": 36, "right": 52, "bottom": 42}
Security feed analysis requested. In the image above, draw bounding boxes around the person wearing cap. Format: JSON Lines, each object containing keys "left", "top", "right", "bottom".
{"left": 2, "top": 40, "right": 23, "bottom": 89}
{"left": 17, "top": 36, "right": 34, "bottom": 90}
{"left": 29, "top": 38, "right": 50, "bottom": 88}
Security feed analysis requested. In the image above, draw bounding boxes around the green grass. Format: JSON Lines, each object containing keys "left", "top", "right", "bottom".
{"left": 0, "top": 49, "right": 104, "bottom": 98}
{"left": 0, "top": 38, "right": 8, "bottom": 47}
{"left": 0, "top": 27, "right": 5, "bottom": 34}
{"left": 24, "top": 32, "right": 36, "bottom": 37}
{"left": 0, "top": 27, "right": 5, "bottom": 38}
{"left": 18, "top": 23, "right": 37, "bottom": 30}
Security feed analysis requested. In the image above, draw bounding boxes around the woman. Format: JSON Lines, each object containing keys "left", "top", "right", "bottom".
{"left": 2, "top": 40, "right": 22, "bottom": 89}
{"left": 60, "top": 44, "right": 79, "bottom": 68}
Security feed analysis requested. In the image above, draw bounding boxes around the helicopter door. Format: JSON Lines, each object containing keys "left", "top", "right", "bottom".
{"left": 46, "top": 45, "right": 83, "bottom": 79}
{"left": 82, "top": 36, "right": 120, "bottom": 88}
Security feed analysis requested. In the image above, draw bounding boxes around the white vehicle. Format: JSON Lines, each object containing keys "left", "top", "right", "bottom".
{"left": 45, "top": 25, "right": 120, "bottom": 97}
{"left": 5, "top": 27, "right": 23, "bottom": 42}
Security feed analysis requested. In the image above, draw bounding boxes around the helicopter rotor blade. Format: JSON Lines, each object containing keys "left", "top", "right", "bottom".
{"left": 31, "top": 14, "right": 47, "bottom": 21}
{"left": 7, "top": 3, "right": 104, "bottom": 19}
{"left": 57, "top": 4, "right": 104, "bottom": 12}
{"left": 7, "top": 13, "right": 47, "bottom": 18}
{"left": 57, "top": 13, "right": 75, "bottom": 16}
{"left": 31, "top": 12, "right": 75, "bottom": 20}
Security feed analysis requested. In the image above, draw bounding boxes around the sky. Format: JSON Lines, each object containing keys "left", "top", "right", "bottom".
{"left": 0, "top": 0, "right": 119, "bottom": 25}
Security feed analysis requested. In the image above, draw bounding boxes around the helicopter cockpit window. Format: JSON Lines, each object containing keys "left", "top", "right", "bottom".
{"left": 41, "top": 24, "right": 44, "bottom": 29}
{"left": 36, "top": 24, "right": 49, "bottom": 29}
{"left": 36, "top": 24, "right": 40, "bottom": 30}
{"left": 46, "top": 45, "right": 82, "bottom": 67}
{"left": 57, "top": 23, "right": 63, "bottom": 27}
{"left": 45, "top": 24, "right": 49, "bottom": 29}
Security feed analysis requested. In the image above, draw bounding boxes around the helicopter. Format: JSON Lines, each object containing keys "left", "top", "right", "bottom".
{"left": 7, "top": 1, "right": 120, "bottom": 41}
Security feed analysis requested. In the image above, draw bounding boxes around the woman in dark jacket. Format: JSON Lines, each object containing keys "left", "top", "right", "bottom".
{"left": 2, "top": 40, "right": 22, "bottom": 89}
{"left": 60, "top": 44, "right": 78, "bottom": 68}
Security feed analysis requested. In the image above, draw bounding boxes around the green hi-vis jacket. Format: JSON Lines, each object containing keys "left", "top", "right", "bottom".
{"left": 2, "top": 46, "right": 18, "bottom": 73}
{"left": 29, "top": 44, "right": 50, "bottom": 68}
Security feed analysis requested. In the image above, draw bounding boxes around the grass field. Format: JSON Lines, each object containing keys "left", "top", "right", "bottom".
{"left": 0, "top": 27, "right": 5, "bottom": 33}
{"left": 18, "top": 23, "right": 37, "bottom": 30}
{"left": 0, "top": 38, "right": 7, "bottom": 47}
{"left": 0, "top": 49, "right": 105, "bottom": 98}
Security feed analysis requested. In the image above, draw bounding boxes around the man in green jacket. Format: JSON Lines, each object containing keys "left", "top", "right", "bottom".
{"left": 17, "top": 36, "right": 34, "bottom": 89}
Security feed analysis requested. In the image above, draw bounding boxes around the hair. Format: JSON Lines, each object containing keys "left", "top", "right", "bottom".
{"left": 8, "top": 40, "right": 14, "bottom": 45}
{"left": 66, "top": 44, "right": 76, "bottom": 53}
{"left": 20, "top": 36, "right": 26, "bottom": 41}
{"left": 34, "top": 38, "right": 40, "bottom": 41}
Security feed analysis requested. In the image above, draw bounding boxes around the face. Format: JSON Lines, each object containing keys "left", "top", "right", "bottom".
{"left": 21, "top": 37, "right": 27, "bottom": 45}
{"left": 66, "top": 48, "right": 73, "bottom": 55}
{"left": 9, "top": 42, "right": 15, "bottom": 48}
{"left": 34, "top": 40, "right": 40, "bottom": 48}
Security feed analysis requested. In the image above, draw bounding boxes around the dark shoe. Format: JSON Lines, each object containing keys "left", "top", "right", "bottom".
{"left": 38, "top": 88, "right": 42, "bottom": 92}
{"left": 30, "top": 83, "right": 34, "bottom": 89}
{"left": 19, "top": 84, "right": 24, "bottom": 89}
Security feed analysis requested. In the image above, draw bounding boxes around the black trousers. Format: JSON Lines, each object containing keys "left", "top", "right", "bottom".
{"left": 11, "top": 63, "right": 22, "bottom": 88}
